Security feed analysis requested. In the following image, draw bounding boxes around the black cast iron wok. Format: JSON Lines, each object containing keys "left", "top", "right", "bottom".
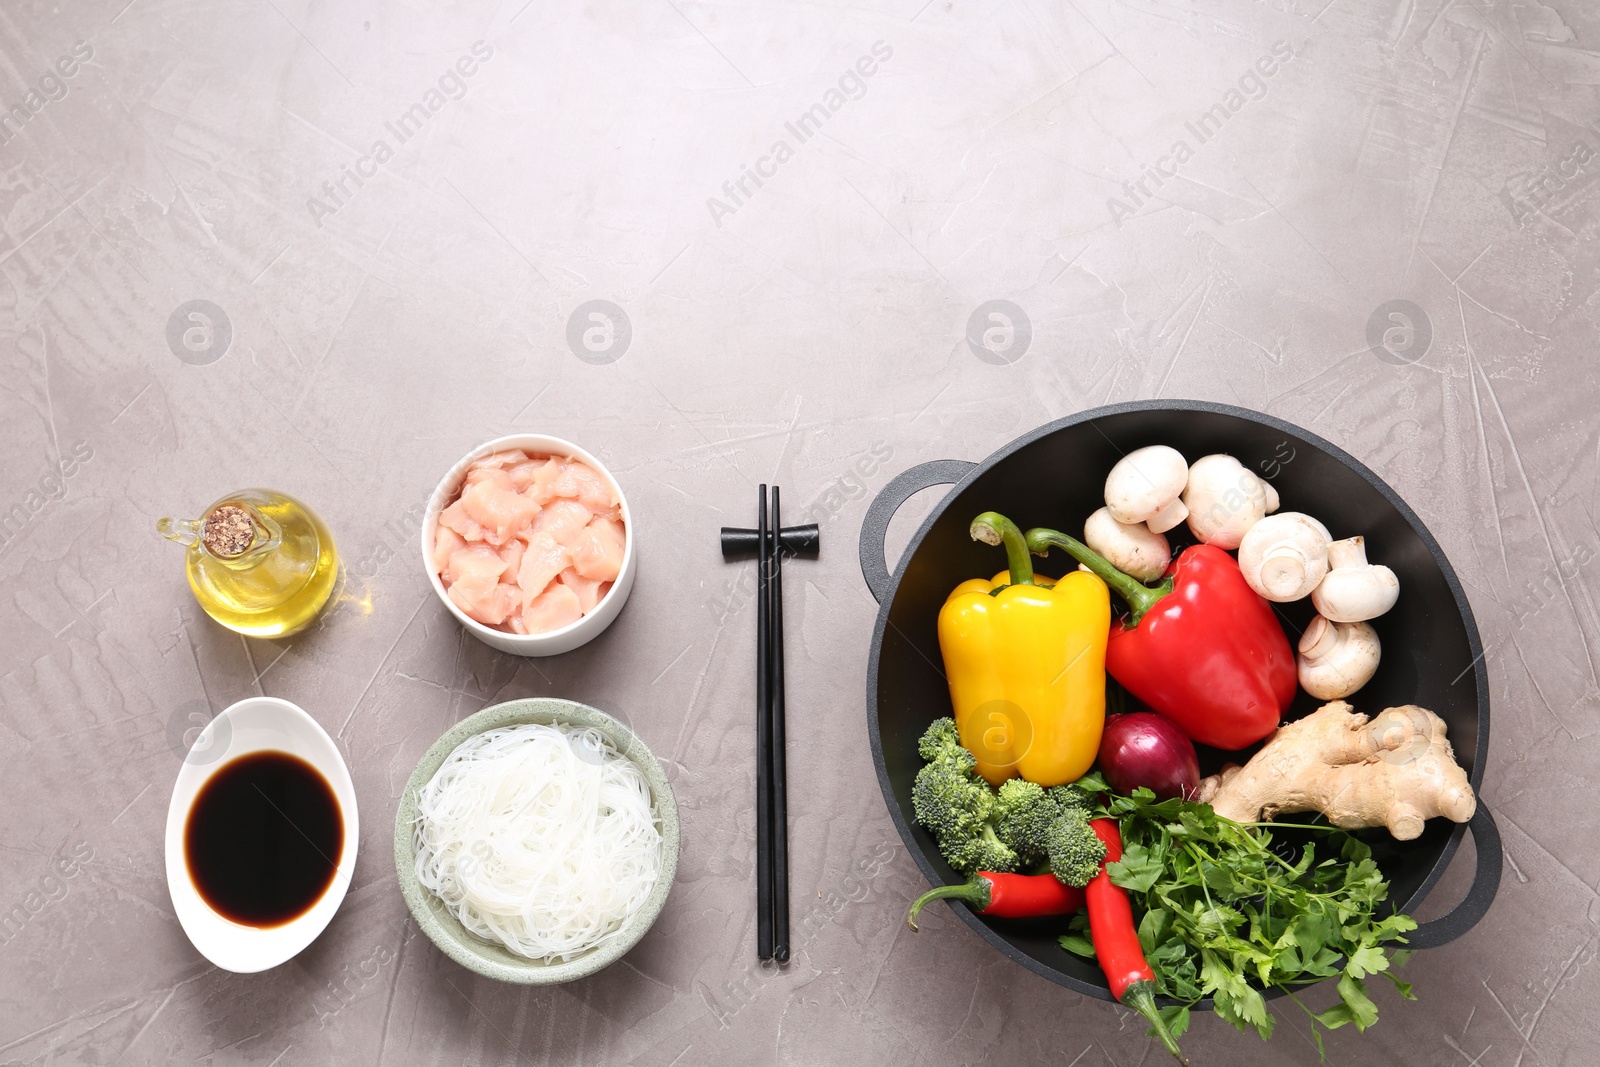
{"left": 859, "top": 400, "right": 1500, "bottom": 1002}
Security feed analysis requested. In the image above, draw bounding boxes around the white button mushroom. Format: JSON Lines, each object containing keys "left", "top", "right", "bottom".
{"left": 1297, "top": 615, "right": 1381, "bottom": 699}
{"left": 1237, "top": 513, "right": 1333, "bottom": 602}
{"left": 1104, "top": 445, "right": 1190, "bottom": 534}
{"left": 1181, "top": 454, "right": 1280, "bottom": 549}
{"left": 1083, "top": 506, "right": 1171, "bottom": 582}
{"left": 1311, "top": 536, "right": 1399, "bottom": 622}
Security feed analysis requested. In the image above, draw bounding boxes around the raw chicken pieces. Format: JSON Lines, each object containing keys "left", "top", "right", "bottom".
{"left": 531, "top": 499, "right": 592, "bottom": 546}
{"left": 567, "top": 516, "right": 625, "bottom": 582}
{"left": 552, "top": 461, "right": 619, "bottom": 513}
{"left": 435, "top": 451, "right": 625, "bottom": 633}
{"left": 558, "top": 568, "right": 608, "bottom": 612}
{"left": 517, "top": 532, "right": 569, "bottom": 603}
{"left": 441, "top": 468, "right": 541, "bottom": 546}
{"left": 520, "top": 583, "right": 584, "bottom": 633}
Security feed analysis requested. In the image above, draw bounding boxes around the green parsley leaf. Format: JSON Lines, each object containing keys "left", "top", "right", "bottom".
{"left": 1383, "top": 970, "right": 1417, "bottom": 1001}
{"left": 1331, "top": 972, "right": 1380, "bottom": 1031}
{"left": 1137, "top": 907, "right": 1172, "bottom": 955}
{"left": 1070, "top": 788, "right": 1422, "bottom": 1051}
{"left": 1073, "top": 770, "right": 1109, "bottom": 794}
{"left": 1107, "top": 841, "right": 1165, "bottom": 893}
{"left": 1345, "top": 943, "right": 1391, "bottom": 980}
{"left": 1058, "top": 933, "right": 1096, "bottom": 958}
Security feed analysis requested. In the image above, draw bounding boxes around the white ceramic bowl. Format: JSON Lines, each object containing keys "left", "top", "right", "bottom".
{"left": 393, "top": 698, "right": 679, "bottom": 984}
{"left": 164, "top": 697, "right": 359, "bottom": 973}
{"left": 421, "top": 434, "right": 637, "bottom": 656}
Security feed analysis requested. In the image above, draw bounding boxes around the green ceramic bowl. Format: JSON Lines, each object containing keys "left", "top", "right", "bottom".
{"left": 393, "top": 697, "right": 680, "bottom": 984}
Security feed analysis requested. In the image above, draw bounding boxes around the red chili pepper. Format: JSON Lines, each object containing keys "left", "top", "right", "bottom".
{"left": 906, "top": 872, "right": 1085, "bottom": 931}
{"left": 1087, "top": 818, "right": 1188, "bottom": 1066}
{"left": 1027, "top": 530, "right": 1295, "bottom": 750}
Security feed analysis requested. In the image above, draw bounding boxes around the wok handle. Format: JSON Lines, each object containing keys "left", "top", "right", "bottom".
{"left": 1405, "top": 802, "right": 1502, "bottom": 949}
{"left": 858, "top": 459, "right": 976, "bottom": 603}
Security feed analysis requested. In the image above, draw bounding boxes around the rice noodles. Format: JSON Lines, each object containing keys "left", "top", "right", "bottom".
{"left": 413, "top": 722, "right": 662, "bottom": 962}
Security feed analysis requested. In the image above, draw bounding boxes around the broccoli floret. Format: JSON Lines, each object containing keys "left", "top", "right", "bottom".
{"left": 1046, "top": 783, "right": 1093, "bottom": 813}
{"left": 912, "top": 719, "right": 1018, "bottom": 874}
{"left": 1045, "top": 807, "right": 1107, "bottom": 887}
{"left": 912, "top": 719, "right": 1107, "bottom": 879}
{"left": 994, "top": 780, "right": 1105, "bottom": 871}
{"left": 917, "top": 717, "right": 971, "bottom": 770}
{"left": 946, "top": 824, "right": 1018, "bottom": 875}
{"left": 992, "top": 779, "right": 1061, "bottom": 864}
{"left": 911, "top": 760, "right": 992, "bottom": 845}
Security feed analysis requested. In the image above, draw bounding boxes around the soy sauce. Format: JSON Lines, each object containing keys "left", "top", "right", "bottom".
{"left": 184, "top": 751, "right": 343, "bottom": 928}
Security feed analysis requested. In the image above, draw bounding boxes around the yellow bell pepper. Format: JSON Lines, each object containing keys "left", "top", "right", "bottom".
{"left": 937, "top": 512, "right": 1109, "bottom": 787}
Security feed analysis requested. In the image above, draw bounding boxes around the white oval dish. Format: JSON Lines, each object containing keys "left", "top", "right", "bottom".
{"left": 421, "top": 434, "right": 637, "bottom": 657}
{"left": 164, "top": 696, "right": 359, "bottom": 973}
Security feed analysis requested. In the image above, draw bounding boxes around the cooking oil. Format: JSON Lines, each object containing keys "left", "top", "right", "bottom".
{"left": 158, "top": 490, "right": 339, "bottom": 638}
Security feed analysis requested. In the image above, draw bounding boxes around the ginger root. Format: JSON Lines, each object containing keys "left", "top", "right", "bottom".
{"left": 1195, "top": 701, "right": 1475, "bottom": 840}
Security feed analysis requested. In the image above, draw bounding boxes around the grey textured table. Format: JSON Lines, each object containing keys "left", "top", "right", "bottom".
{"left": 1, "top": 0, "right": 1594, "bottom": 1064}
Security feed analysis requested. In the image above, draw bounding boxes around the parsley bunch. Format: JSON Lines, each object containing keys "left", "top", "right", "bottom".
{"left": 1060, "top": 780, "right": 1418, "bottom": 1052}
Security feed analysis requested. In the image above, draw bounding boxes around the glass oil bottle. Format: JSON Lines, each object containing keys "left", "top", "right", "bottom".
{"left": 158, "top": 490, "right": 339, "bottom": 638}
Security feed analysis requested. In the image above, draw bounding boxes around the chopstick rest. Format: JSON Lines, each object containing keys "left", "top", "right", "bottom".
{"left": 719, "top": 523, "right": 821, "bottom": 559}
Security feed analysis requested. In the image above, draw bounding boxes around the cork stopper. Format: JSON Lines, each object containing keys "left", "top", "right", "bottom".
{"left": 202, "top": 504, "right": 256, "bottom": 557}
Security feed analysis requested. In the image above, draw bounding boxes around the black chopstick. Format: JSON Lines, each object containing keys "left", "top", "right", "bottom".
{"left": 754, "top": 485, "right": 774, "bottom": 961}
{"left": 768, "top": 486, "right": 791, "bottom": 962}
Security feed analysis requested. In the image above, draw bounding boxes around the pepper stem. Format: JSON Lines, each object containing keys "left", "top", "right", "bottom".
{"left": 969, "top": 512, "right": 1037, "bottom": 588}
{"left": 1121, "top": 980, "right": 1188, "bottom": 1066}
{"left": 1023, "top": 527, "right": 1172, "bottom": 626}
{"left": 906, "top": 877, "right": 993, "bottom": 931}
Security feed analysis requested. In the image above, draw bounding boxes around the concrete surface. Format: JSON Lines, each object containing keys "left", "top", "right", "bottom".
{"left": 1, "top": 0, "right": 1597, "bottom": 1064}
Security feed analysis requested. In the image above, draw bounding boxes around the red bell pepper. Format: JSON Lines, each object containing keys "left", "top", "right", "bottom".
{"left": 1025, "top": 529, "right": 1294, "bottom": 750}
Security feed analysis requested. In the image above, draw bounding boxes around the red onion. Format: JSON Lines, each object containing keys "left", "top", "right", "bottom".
{"left": 1097, "top": 712, "right": 1200, "bottom": 800}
